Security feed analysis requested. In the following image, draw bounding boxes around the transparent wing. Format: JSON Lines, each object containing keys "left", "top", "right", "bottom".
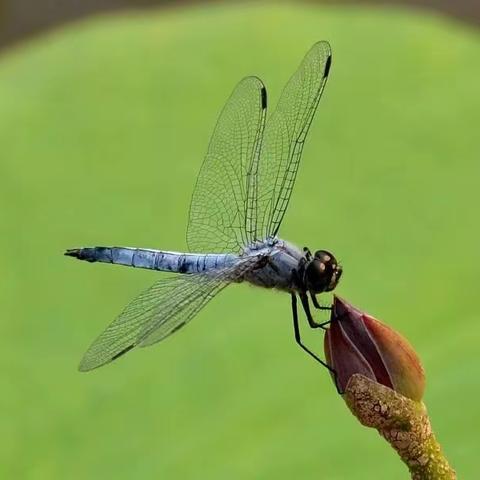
{"left": 78, "top": 257, "right": 259, "bottom": 371}
{"left": 256, "top": 41, "right": 332, "bottom": 239}
{"left": 186, "top": 76, "right": 267, "bottom": 253}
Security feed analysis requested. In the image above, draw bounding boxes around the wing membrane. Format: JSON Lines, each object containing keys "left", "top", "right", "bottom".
{"left": 78, "top": 257, "right": 259, "bottom": 371}
{"left": 256, "top": 41, "right": 332, "bottom": 239}
{"left": 186, "top": 43, "right": 331, "bottom": 252}
{"left": 186, "top": 76, "right": 267, "bottom": 253}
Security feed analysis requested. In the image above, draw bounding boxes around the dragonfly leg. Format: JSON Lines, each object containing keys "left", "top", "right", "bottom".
{"left": 291, "top": 293, "right": 342, "bottom": 394}
{"left": 303, "top": 247, "right": 312, "bottom": 261}
{"left": 310, "top": 292, "right": 331, "bottom": 311}
{"left": 299, "top": 292, "right": 329, "bottom": 330}
{"left": 310, "top": 293, "right": 333, "bottom": 329}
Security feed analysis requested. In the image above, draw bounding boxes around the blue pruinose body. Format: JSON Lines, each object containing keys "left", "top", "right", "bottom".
{"left": 67, "top": 238, "right": 304, "bottom": 291}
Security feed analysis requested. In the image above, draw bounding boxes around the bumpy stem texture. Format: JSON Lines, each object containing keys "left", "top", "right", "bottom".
{"left": 344, "top": 374, "right": 456, "bottom": 480}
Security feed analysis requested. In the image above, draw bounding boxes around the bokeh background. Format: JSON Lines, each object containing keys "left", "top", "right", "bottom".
{"left": 2, "top": 1, "right": 479, "bottom": 479}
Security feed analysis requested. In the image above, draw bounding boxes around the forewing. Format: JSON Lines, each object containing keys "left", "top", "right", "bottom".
{"left": 78, "top": 257, "right": 259, "bottom": 371}
{"left": 186, "top": 76, "right": 267, "bottom": 253}
{"left": 256, "top": 41, "right": 332, "bottom": 239}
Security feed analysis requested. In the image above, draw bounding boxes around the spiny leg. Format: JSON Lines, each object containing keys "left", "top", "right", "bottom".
{"left": 311, "top": 293, "right": 324, "bottom": 309}
{"left": 310, "top": 292, "right": 333, "bottom": 328}
{"left": 291, "top": 294, "right": 330, "bottom": 367}
{"left": 303, "top": 247, "right": 312, "bottom": 261}
{"left": 291, "top": 293, "right": 342, "bottom": 394}
{"left": 299, "top": 292, "right": 329, "bottom": 330}
{"left": 291, "top": 267, "right": 331, "bottom": 330}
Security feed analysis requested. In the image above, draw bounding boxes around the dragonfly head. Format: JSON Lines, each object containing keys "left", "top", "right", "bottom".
{"left": 305, "top": 250, "right": 342, "bottom": 293}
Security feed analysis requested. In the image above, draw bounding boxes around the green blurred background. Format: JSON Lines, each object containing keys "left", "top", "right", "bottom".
{"left": 1, "top": 2, "right": 479, "bottom": 479}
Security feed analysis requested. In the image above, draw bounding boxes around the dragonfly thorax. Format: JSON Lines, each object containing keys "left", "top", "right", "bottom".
{"left": 304, "top": 250, "right": 342, "bottom": 293}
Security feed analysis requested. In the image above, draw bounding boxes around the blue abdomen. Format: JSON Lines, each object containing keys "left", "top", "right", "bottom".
{"left": 65, "top": 246, "right": 238, "bottom": 273}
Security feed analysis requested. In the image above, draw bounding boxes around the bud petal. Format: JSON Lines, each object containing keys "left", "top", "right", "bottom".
{"left": 324, "top": 296, "right": 425, "bottom": 401}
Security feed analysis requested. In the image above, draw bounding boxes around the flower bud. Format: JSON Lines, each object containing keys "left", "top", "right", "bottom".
{"left": 324, "top": 296, "right": 425, "bottom": 401}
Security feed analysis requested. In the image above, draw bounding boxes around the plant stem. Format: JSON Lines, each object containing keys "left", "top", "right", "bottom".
{"left": 344, "top": 374, "right": 456, "bottom": 480}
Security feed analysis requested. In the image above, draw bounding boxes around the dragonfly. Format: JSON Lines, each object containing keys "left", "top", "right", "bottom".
{"left": 66, "top": 41, "right": 342, "bottom": 374}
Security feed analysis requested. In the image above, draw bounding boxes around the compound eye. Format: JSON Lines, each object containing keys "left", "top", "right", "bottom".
{"left": 314, "top": 250, "right": 332, "bottom": 263}
{"left": 317, "top": 261, "right": 326, "bottom": 272}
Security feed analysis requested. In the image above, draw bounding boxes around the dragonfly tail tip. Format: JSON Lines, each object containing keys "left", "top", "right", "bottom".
{"left": 65, "top": 248, "right": 80, "bottom": 258}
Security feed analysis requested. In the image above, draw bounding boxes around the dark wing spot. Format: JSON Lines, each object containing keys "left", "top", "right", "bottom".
{"left": 111, "top": 344, "right": 135, "bottom": 361}
{"left": 170, "top": 322, "right": 186, "bottom": 335}
{"left": 324, "top": 55, "right": 332, "bottom": 78}
{"left": 261, "top": 86, "right": 267, "bottom": 109}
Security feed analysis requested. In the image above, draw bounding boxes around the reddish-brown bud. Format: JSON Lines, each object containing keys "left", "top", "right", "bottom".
{"left": 324, "top": 296, "right": 425, "bottom": 401}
